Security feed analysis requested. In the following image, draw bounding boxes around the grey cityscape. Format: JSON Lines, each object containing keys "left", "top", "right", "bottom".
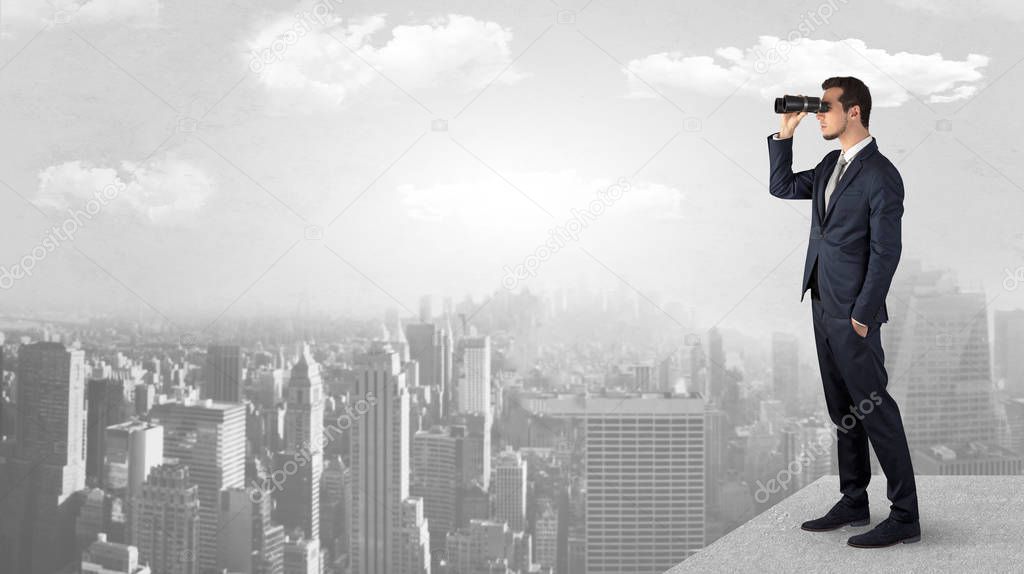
{"left": 1, "top": 0, "right": 1023, "bottom": 573}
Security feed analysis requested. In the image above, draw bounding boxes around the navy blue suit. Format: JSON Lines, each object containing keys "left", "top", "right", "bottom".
{"left": 767, "top": 132, "right": 919, "bottom": 523}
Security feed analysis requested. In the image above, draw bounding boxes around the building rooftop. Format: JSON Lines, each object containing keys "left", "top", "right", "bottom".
{"left": 668, "top": 475, "right": 1024, "bottom": 574}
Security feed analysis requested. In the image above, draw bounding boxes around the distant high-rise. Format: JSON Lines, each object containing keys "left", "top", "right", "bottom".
{"left": 103, "top": 420, "right": 163, "bottom": 499}
{"left": 132, "top": 463, "right": 200, "bottom": 574}
{"left": 350, "top": 342, "right": 411, "bottom": 574}
{"left": 395, "top": 497, "right": 431, "bottom": 574}
{"left": 887, "top": 290, "right": 1000, "bottom": 450}
{"left": 493, "top": 447, "right": 527, "bottom": 532}
{"left": 275, "top": 347, "right": 323, "bottom": 549}
{"left": 406, "top": 323, "right": 445, "bottom": 417}
{"left": 205, "top": 344, "right": 243, "bottom": 403}
{"left": 0, "top": 341, "right": 87, "bottom": 573}
{"left": 419, "top": 294, "right": 433, "bottom": 323}
{"left": 87, "top": 379, "right": 133, "bottom": 483}
{"left": 218, "top": 487, "right": 285, "bottom": 574}
{"left": 452, "top": 412, "right": 492, "bottom": 491}
{"left": 150, "top": 399, "right": 246, "bottom": 572}
{"left": 458, "top": 335, "right": 491, "bottom": 416}
{"left": 411, "top": 425, "right": 466, "bottom": 564}
{"left": 584, "top": 392, "right": 705, "bottom": 573}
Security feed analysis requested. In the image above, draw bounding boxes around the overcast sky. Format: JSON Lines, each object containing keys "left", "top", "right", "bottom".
{"left": 1, "top": 0, "right": 1022, "bottom": 337}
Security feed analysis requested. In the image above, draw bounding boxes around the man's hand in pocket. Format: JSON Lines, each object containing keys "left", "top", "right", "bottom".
{"left": 851, "top": 317, "right": 868, "bottom": 338}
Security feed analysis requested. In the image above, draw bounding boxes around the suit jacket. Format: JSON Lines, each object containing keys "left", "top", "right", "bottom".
{"left": 767, "top": 133, "right": 904, "bottom": 324}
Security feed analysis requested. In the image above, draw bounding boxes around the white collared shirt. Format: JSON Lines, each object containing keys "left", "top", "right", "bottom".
{"left": 841, "top": 135, "right": 873, "bottom": 162}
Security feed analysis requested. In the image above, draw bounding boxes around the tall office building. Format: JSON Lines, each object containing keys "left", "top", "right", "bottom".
{"left": 217, "top": 487, "right": 285, "bottom": 574}
{"left": 103, "top": 420, "right": 163, "bottom": 498}
{"left": 0, "top": 342, "right": 87, "bottom": 573}
{"left": 395, "top": 497, "right": 431, "bottom": 574}
{"left": 411, "top": 425, "right": 465, "bottom": 564}
{"left": 458, "top": 336, "right": 491, "bottom": 416}
{"left": 493, "top": 447, "right": 527, "bottom": 532}
{"left": 150, "top": 399, "right": 246, "bottom": 572}
{"left": 274, "top": 347, "right": 323, "bottom": 566}
{"left": 994, "top": 309, "right": 1024, "bottom": 398}
{"left": 87, "top": 378, "right": 133, "bottom": 483}
{"left": 584, "top": 392, "right": 705, "bottom": 574}
{"left": 887, "top": 289, "right": 1000, "bottom": 450}
{"left": 407, "top": 321, "right": 454, "bottom": 420}
{"left": 132, "top": 463, "right": 200, "bottom": 574}
{"left": 533, "top": 499, "right": 558, "bottom": 571}
{"left": 350, "top": 342, "right": 411, "bottom": 574}
{"left": 771, "top": 332, "right": 799, "bottom": 416}
{"left": 452, "top": 412, "right": 492, "bottom": 491}
{"left": 204, "top": 344, "right": 243, "bottom": 403}
{"left": 80, "top": 532, "right": 151, "bottom": 574}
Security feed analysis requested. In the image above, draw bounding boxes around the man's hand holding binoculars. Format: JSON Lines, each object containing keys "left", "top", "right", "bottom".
{"left": 778, "top": 93, "right": 808, "bottom": 139}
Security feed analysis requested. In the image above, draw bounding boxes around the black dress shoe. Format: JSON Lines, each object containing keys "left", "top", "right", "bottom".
{"left": 801, "top": 500, "right": 870, "bottom": 532}
{"left": 847, "top": 517, "right": 921, "bottom": 547}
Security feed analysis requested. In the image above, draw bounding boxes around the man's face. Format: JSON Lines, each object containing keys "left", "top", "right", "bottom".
{"left": 817, "top": 87, "right": 850, "bottom": 141}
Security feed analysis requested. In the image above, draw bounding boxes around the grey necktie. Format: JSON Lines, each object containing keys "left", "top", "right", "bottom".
{"left": 824, "top": 152, "right": 847, "bottom": 212}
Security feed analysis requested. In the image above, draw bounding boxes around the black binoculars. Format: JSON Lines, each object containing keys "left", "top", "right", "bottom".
{"left": 774, "top": 95, "right": 831, "bottom": 113}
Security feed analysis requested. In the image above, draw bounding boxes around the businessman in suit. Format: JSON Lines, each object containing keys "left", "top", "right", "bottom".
{"left": 767, "top": 76, "right": 921, "bottom": 548}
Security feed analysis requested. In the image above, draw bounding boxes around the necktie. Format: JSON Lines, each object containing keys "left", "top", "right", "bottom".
{"left": 824, "top": 152, "right": 847, "bottom": 214}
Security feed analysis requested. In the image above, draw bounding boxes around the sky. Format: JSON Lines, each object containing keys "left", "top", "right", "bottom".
{"left": 0, "top": 0, "right": 1022, "bottom": 338}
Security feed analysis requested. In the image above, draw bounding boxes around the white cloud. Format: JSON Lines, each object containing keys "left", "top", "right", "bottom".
{"left": 248, "top": 12, "right": 528, "bottom": 106}
{"left": 2, "top": 0, "right": 159, "bottom": 26}
{"left": 35, "top": 156, "right": 212, "bottom": 224}
{"left": 625, "top": 36, "right": 989, "bottom": 106}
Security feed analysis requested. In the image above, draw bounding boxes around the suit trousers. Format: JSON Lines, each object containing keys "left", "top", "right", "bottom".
{"left": 809, "top": 278, "right": 920, "bottom": 523}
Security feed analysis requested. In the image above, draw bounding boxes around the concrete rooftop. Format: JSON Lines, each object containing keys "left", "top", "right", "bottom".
{"left": 668, "top": 475, "right": 1024, "bottom": 574}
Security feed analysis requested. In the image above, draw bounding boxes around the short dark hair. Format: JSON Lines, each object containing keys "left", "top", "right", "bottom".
{"left": 821, "top": 76, "right": 871, "bottom": 128}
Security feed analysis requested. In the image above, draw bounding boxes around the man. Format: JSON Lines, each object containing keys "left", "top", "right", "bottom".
{"left": 766, "top": 76, "right": 921, "bottom": 548}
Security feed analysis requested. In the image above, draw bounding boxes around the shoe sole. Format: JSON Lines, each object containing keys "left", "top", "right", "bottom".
{"left": 847, "top": 534, "right": 922, "bottom": 548}
{"left": 801, "top": 518, "right": 871, "bottom": 532}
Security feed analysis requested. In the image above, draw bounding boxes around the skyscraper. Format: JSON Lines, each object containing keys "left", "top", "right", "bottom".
{"left": 150, "top": 399, "right": 246, "bottom": 572}
{"left": 132, "top": 463, "right": 200, "bottom": 574}
{"left": 205, "top": 344, "right": 243, "bottom": 403}
{"left": 275, "top": 347, "right": 323, "bottom": 553}
{"left": 493, "top": 447, "right": 527, "bottom": 532}
{"left": 888, "top": 290, "right": 1000, "bottom": 450}
{"left": 217, "top": 487, "right": 285, "bottom": 574}
{"left": 350, "top": 342, "right": 410, "bottom": 574}
{"left": 0, "top": 341, "right": 87, "bottom": 573}
{"left": 411, "top": 425, "right": 465, "bottom": 564}
{"left": 406, "top": 322, "right": 453, "bottom": 419}
{"left": 87, "top": 379, "right": 133, "bottom": 484}
{"left": 584, "top": 392, "right": 705, "bottom": 573}
{"left": 458, "top": 335, "right": 491, "bottom": 417}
